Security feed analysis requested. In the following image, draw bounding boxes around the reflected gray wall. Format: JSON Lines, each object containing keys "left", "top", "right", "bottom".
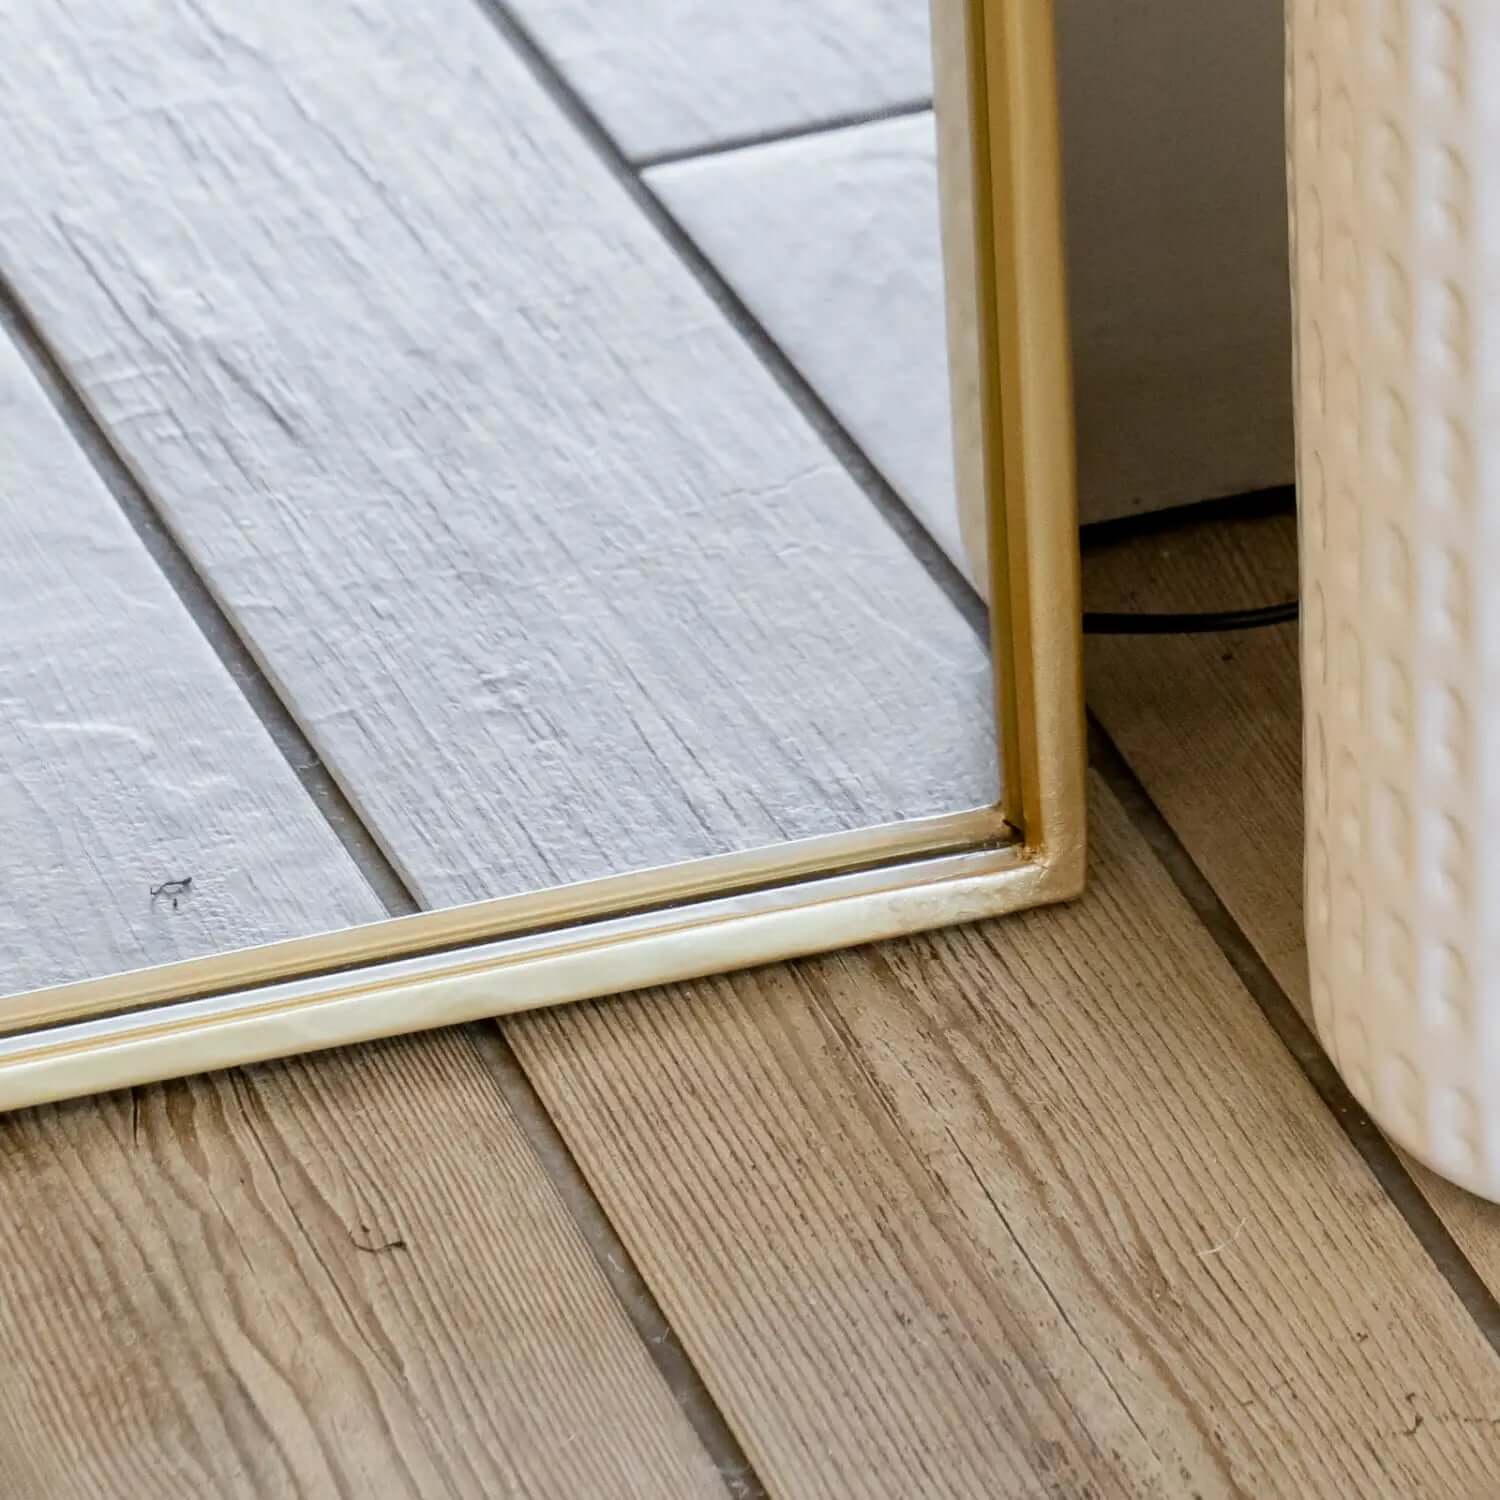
{"left": 1057, "top": 0, "right": 1292, "bottom": 520}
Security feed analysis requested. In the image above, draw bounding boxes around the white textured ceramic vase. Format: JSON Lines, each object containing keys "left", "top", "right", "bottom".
{"left": 1290, "top": 0, "right": 1500, "bottom": 1198}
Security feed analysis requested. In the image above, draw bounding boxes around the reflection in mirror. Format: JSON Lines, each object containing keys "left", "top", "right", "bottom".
{"left": 0, "top": 0, "right": 999, "bottom": 1017}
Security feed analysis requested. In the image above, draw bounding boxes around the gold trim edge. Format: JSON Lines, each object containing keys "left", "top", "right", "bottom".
{"left": 3, "top": 805, "right": 1011, "bottom": 1035}
{"left": 0, "top": 841, "right": 1081, "bottom": 1113}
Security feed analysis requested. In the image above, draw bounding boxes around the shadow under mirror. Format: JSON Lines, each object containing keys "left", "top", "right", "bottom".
{"left": 0, "top": 0, "right": 1007, "bottom": 1046}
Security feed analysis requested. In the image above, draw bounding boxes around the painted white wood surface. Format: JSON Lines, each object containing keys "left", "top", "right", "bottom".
{"left": 0, "top": 0, "right": 995, "bottom": 914}
{"left": 508, "top": 0, "right": 933, "bottom": 162}
{"left": 649, "top": 114, "right": 970, "bottom": 579}
{"left": 0, "top": 337, "right": 384, "bottom": 994}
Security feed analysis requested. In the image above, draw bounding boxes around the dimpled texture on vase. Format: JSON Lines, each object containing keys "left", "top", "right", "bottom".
{"left": 1290, "top": 0, "right": 1500, "bottom": 1197}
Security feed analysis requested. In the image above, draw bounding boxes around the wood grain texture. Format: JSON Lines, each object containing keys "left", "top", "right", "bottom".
{"left": 508, "top": 777, "right": 1500, "bottom": 1499}
{"left": 649, "top": 113, "right": 971, "bottom": 579}
{"left": 0, "top": 332, "right": 384, "bottom": 992}
{"left": 0, "top": 1026, "right": 725, "bottom": 1499}
{"left": 504, "top": 0, "right": 932, "bottom": 162}
{"left": 0, "top": 0, "right": 995, "bottom": 915}
{"left": 1082, "top": 507, "right": 1500, "bottom": 1368}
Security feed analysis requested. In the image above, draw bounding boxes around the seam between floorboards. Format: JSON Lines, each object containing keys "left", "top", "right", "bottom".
{"left": 635, "top": 97, "right": 934, "bottom": 171}
{"left": 464, "top": 1027, "right": 767, "bottom": 1499}
{"left": 1087, "top": 714, "right": 1500, "bottom": 1359}
{"left": 0, "top": 269, "right": 420, "bottom": 921}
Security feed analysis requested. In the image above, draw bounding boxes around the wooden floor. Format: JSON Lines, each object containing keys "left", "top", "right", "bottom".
{"left": 6, "top": 4, "right": 1500, "bottom": 1498}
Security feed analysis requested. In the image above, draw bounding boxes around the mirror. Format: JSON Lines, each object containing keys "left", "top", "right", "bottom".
{"left": 0, "top": 0, "right": 1077, "bottom": 1104}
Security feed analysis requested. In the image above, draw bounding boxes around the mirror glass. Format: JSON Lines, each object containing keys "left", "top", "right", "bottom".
{"left": 0, "top": 0, "right": 1001, "bottom": 1010}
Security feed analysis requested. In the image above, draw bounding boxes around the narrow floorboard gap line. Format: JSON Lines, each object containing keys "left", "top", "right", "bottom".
{"left": 474, "top": 0, "right": 987, "bottom": 644}
{"left": 464, "top": 1026, "right": 769, "bottom": 1499}
{"left": 635, "top": 97, "right": 934, "bottom": 171}
{"left": 1087, "top": 714, "right": 1500, "bottom": 1359}
{"left": 0, "top": 270, "right": 420, "bottom": 921}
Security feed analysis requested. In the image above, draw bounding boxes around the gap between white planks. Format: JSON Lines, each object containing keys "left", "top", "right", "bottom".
{"left": 503, "top": 0, "right": 934, "bottom": 163}
{"left": 0, "top": 333, "right": 385, "bottom": 992}
{"left": 648, "top": 112, "right": 970, "bottom": 579}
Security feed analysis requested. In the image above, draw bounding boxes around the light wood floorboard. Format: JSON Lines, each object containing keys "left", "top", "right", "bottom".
{"left": 1085, "top": 501, "right": 1500, "bottom": 1422}
{"left": 0, "top": 1025, "right": 727, "bottom": 1499}
{"left": 509, "top": 776, "right": 1500, "bottom": 1498}
{"left": 0, "top": 333, "right": 384, "bottom": 990}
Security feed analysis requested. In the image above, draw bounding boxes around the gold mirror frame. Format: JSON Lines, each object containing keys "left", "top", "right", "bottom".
{"left": 0, "top": 0, "right": 1083, "bottom": 1112}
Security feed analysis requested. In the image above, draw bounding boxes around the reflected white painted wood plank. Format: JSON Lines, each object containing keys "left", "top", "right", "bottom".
{"left": 509, "top": 0, "right": 932, "bottom": 161}
{"left": 649, "top": 113, "right": 968, "bottom": 575}
{"left": 0, "top": 0, "right": 994, "bottom": 914}
{"left": 0, "top": 337, "right": 383, "bottom": 992}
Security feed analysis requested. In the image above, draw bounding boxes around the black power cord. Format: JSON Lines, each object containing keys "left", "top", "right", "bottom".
{"left": 1082, "top": 601, "right": 1298, "bottom": 635}
{"left": 1078, "top": 488, "right": 1299, "bottom": 636}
